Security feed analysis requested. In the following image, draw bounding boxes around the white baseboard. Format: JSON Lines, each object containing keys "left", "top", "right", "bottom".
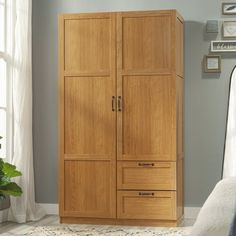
{"left": 38, "top": 203, "right": 201, "bottom": 220}
{"left": 38, "top": 204, "right": 59, "bottom": 215}
{"left": 184, "top": 207, "right": 201, "bottom": 219}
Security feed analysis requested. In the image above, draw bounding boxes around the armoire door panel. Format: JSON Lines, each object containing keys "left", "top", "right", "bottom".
{"left": 64, "top": 76, "right": 116, "bottom": 156}
{"left": 64, "top": 160, "right": 116, "bottom": 218}
{"left": 117, "top": 161, "right": 176, "bottom": 190}
{"left": 119, "top": 13, "right": 172, "bottom": 72}
{"left": 118, "top": 75, "right": 175, "bottom": 161}
{"left": 64, "top": 16, "right": 112, "bottom": 73}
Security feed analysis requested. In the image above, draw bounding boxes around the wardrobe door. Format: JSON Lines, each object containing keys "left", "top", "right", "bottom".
{"left": 59, "top": 13, "right": 116, "bottom": 218}
{"left": 117, "top": 11, "right": 176, "bottom": 161}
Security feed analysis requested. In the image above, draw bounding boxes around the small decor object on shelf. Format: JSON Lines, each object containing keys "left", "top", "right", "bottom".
{"left": 223, "top": 21, "right": 236, "bottom": 38}
{"left": 211, "top": 40, "right": 236, "bottom": 52}
{"left": 204, "top": 55, "right": 221, "bottom": 73}
{"left": 206, "top": 20, "right": 219, "bottom": 33}
{"left": 222, "top": 2, "right": 236, "bottom": 15}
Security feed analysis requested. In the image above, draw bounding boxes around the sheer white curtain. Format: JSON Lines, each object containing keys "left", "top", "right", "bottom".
{"left": 223, "top": 67, "right": 236, "bottom": 179}
{"left": 0, "top": 0, "right": 45, "bottom": 223}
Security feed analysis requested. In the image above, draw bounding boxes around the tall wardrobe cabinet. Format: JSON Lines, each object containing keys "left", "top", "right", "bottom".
{"left": 59, "top": 10, "right": 184, "bottom": 226}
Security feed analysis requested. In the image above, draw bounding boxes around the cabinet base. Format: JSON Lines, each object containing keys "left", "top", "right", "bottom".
{"left": 60, "top": 216, "right": 183, "bottom": 227}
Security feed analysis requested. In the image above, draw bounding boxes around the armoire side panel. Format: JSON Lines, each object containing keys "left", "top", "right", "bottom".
{"left": 176, "top": 74, "right": 184, "bottom": 218}
{"left": 176, "top": 15, "right": 184, "bottom": 220}
{"left": 176, "top": 17, "right": 184, "bottom": 78}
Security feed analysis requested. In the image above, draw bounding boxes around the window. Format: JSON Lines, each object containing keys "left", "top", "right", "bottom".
{"left": 0, "top": 0, "right": 12, "bottom": 160}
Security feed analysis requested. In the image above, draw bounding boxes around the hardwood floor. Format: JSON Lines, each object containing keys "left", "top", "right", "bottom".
{"left": 0, "top": 215, "right": 195, "bottom": 235}
{"left": 0, "top": 215, "right": 59, "bottom": 235}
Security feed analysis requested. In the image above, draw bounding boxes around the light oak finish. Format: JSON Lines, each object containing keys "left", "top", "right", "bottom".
{"left": 177, "top": 159, "right": 184, "bottom": 218}
{"left": 177, "top": 75, "right": 184, "bottom": 160}
{"left": 59, "top": 10, "right": 184, "bottom": 226}
{"left": 118, "top": 75, "right": 175, "bottom": 161}
{"left": 64, "top": 16, "right": 111, "bottom": 73}
{"left": 176, "top": 17, "right": 184, "bottom": 78}
{"left": 117, "top": 191, "right": 177, "bottom": 220}
{"left": 64, "top": 161, "right": 115, "bottom": 218}
{"left": 176, "top": 75, "right": 184, "bottom": 218}
{"left": 60, "top": 216, "right": 182, "bottom": 227}
{"left": 59, "top": 13, "right": 117, "bottom": 219}
{"left": 121, "top": 14, "right": 172, "bottom": 72}
{"left": 117, "top": 161, "right": 176, "bottom": 190}
{"left": 64, "top": 76, "right": 116, "bottom": 155}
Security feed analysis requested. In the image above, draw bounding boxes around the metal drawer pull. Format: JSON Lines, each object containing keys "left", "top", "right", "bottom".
{"left": 118, "top": 96, "right": 122, "bottom": 111}
{"left": 138, "top": 163, "right": 155, "bottom": 167}
{"left": 112, "top": 96, "right": 116, "bottom": 111}
{"left": 139, "top": 192, "right": 155, "bottom": 196}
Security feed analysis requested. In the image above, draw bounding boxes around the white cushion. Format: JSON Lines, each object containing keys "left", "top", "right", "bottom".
{"left": 191, "top": 177, "right": 236, "bottom": 236}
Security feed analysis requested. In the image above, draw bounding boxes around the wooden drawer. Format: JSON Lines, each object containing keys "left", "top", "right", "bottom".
{"left": 117, "top": 191, "right": 177, "bottom": 220}
{"left": 117, "top": 161, "right": 176, "bottom": 190}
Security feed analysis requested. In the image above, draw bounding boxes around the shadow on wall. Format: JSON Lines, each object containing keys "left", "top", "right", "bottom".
{"left": 184, "top": 20, "right": 227, "bottom": 206}
{"left": 184, "top": 21, "right": 220, "bottom": 79}
{"left": 185, "top": 21, "right": 236, "bottom": 79}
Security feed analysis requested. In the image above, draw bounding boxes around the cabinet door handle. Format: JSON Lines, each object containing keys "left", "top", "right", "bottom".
{"left": 118, "top": 96, "right": 122, "bottom": 111}
{"left": 139, "top": 192, "right": 155, "bottom": 197}
{"left": 112, "top": 96, "right": 116, "bottom": 112}
{"left": 138, "top": 162, "right": 155, "bottom": 167}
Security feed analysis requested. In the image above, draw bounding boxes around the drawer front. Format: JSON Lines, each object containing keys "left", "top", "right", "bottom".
{"left": 117, "top": 162, "right": 176, "bottom": 190}
{"left": 117, "top": 191, "right": 177, "bottom": 220}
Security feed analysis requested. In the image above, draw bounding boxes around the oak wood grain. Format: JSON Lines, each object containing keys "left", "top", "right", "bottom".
{"left": 64, "top": 76, "right": 116, "bottom": 156}
{"left": 59, "top": 13, "right": 116, "bottom": 219}
{"left": 119, "top": 12, "right": 172, "bottom": 73}
{"left": 176, "top": 18, "right": 184, "bottom": 78}
{"left": 117, "top": 161, "right": 176, "bottom": 190}
{"left": 64, "top": 160, "right": 116, "bottom": 218}
{"left": 64, "top": 17, "right": 111, "bottom": 73}
{"left": 117, "top": 191, "right": 177, "bottom": 220}
{"left": 60, "top": 10, "right": 184, "bottom": 226}
{"left": 118, "top": 75, "right": 175, "bottom": 161}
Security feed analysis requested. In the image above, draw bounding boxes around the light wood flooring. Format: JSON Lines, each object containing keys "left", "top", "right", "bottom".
{"left": 0, "top": 215, "right": 195, "bottom": 235}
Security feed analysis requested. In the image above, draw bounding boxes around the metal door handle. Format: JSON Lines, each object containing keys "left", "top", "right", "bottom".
{"left": 112, "top": 96, "right": 116, "bottom": 112}
{"left": 118, "top": 96, "right": 122, "bottom": 111}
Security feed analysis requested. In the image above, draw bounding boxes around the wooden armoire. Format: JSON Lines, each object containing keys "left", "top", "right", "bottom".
{"left": 59, "top": 10, "right": 184, "bottom": 226}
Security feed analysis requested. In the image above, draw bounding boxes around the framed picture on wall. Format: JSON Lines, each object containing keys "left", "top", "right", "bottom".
{"left": 222, "top": 3, "right": 236, "bottom": 15}
{"left": 204, "top": 55, "right": 221, "bottom": 73}
{"left": 223, "top": 21, "right": 236, "bottom": 38}
{"left": 211, "top": 40, "right": 236, "bottom": 52}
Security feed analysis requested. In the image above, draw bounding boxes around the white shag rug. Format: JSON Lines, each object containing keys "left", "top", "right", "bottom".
{"left": 21, "top": 225, "right": 191, "bottom": 236}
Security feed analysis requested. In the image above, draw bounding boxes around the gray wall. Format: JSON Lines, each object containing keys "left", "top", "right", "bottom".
{"left": 32, "top": 0, "right": 236, "bottom": 207}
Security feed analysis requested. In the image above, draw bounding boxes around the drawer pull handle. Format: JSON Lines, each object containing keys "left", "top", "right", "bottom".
{"left": 139, "top": 192, "right": 155, "bottom": 196}
{"left": 138, "top": 163, "right": 155, "bottom": 167}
